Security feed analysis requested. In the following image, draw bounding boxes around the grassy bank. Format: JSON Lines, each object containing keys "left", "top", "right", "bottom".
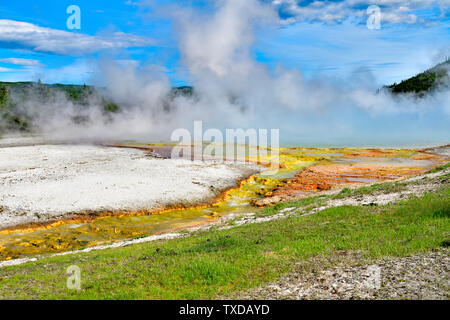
{"left": 0, "top": 177, "right": 449, "bottom": 299}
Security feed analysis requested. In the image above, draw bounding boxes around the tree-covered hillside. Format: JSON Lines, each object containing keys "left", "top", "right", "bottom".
{"left": 0, "top": 81, "right": 194, "bottom": 133}
{"left": 0, "top": 81, "right": 120, "bottom": 132}
{"left": 387, "top": 59, "right": 450, "bottom": 96}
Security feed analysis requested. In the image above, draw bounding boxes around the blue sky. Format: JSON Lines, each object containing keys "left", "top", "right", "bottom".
{"left": 0, "top": 0, "right": 449, "bottom": 86}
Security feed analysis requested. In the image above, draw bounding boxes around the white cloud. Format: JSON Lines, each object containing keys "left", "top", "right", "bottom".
{"left": 0, "top": 67, "right": 15, "bottom": 72}
{"left": 0, "top": 58, "right": 42, "bottom": 66}
{"left": 271, "top": 0, "right": 450, "bottom": 25}
{"left": 0, "top": 19, "right": 157, "bottom": 56}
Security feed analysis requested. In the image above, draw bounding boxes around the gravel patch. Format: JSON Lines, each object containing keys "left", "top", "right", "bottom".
{"left": 228, "top": 249, "right": 449, "bottom": 300}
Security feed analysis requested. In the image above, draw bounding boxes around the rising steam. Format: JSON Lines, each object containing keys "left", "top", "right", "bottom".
{"left": 2, "top": 0, "right": 449, "bottom": 146}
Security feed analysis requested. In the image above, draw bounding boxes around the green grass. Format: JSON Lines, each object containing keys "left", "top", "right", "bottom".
{"left": 333, "top": 166, "right": 450, "bottom": 199}
{"left": 333, "top": 181, "right": 408, "bottom": 199}
{"left": 0, "top": 183, "right": 448, "bottom": 300}
{"left": 258, "top": 167, "right": 449, "bottom": 218}
{"left": 428, "top": 162, "right": 450, "bottom": 173}
{"left": 257, "top": 194, "right": 328, "bottom": 216}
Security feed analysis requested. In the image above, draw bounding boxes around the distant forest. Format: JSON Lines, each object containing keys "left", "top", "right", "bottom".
{"left": 386, "top": 59, "right": 449, "bottom": 96}
{"left": 0, "top": 81, "right": 117, "bottom": 131}
{"left": 0, "top": 80, "right": 193, "bottom": 132}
